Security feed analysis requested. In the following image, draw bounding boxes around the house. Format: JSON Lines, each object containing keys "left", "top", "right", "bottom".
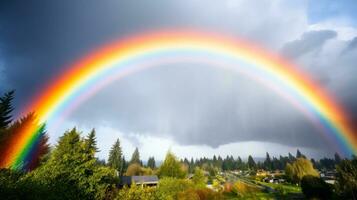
{"left": 119, "top": 175, "right": 159, "bottom": 188}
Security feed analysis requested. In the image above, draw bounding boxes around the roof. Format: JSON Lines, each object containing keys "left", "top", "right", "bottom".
{"left": 119, "top": 175, "right": 159, "bottom": 185}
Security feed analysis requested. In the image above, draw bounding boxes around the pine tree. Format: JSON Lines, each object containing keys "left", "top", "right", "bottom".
{"left": 0, "top": 113, "right": 49, "bottom": 171}
{"left": 247, "top": 155, "right": 256, "bottom": 170}
{"left": 30, "top": 128, "right": 117, "bottom": 199}
{"left": 108, "top": 139, "right": 123, "bottom": 175}
{"left": 147, "top": 156, "right": 156, "bottom": 169}
{"left": 334, "top": 152, "right": 342, "bottom": 164}
{"left": 288, "top": 152, "right": 296, "bottom": 162}
{"left": 130, "top": 147, "right": 141, "bottom": 165}
{"left": 264, "top": 152, "right": 272, "bottom": 170}
{"left": 296, "top": 149, "right": 306, "bottom": 158}
{"left": 84, "top": 129, "right": 98, "bottom": 158}
{"left": 0, "top": 90, "right": 14, "bottom": 130}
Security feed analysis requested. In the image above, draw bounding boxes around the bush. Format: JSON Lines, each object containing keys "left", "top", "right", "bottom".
{"left": 335, "top": 158, "right": 357, "bottom": 198}
{"left": 156, "top": 177, "right": 194, "bottom": 199}
{"left": 231, "top": 181, "right": 260, "bottom": 197}
{"left": 116, "top": 184, "right": 157, "bottom": 200}
{"left": 301, "top": 175, "right": 332, "bottom": 199}
{"left": 195, "top": 188, "right": 223, "bottom": 200}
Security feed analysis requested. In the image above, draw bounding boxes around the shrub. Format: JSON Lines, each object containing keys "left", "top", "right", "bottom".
{"left": 232, "top": 181, "right": 259, "bottom": 197}
{"left": 195, "top": 188, "right": 223, "bottom": 200}
{"left": 116, "top": 184, "right": 157, "bottom": 200}
{"left": 301, "top": 175, "right": 332, "bottom": 199}
{"left": 156, "top": 177, "right": 194, "bottom": 199}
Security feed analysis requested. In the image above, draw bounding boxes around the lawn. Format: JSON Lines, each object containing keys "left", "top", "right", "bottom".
{"left": 255, "top": 181, "right": 302, "bottom": 193}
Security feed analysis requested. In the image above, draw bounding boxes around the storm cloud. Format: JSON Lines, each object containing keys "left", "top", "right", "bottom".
{"left": 1, "top": 0, "right": 357, "bottom": 158}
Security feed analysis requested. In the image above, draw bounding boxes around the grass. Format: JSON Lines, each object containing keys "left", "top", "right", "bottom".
{"left": 221, "top": 179, "right": 304, "bottom": 199}
{"left": 255, "top": 181, "right": 302, "bottom": 193}
{"left": 223, "top": 192, "right": 277, "bottom": 199}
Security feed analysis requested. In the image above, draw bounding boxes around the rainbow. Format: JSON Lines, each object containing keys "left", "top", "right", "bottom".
{"left": 1, "top": 30, "right": 356, "bottom": 169}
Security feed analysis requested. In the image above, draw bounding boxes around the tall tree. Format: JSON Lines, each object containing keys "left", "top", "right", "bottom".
{"left": 0, "top": 113, "right": 49, "bottom": 171}
{"left": 158, "top": 151, "right": 186, "bottom": 178}
{"left": 335, "top": 156, "right": 357, "bottom": 199}
{"left": 130, "top": 147, "right": 141, "bottom": 165}
{"left": 192, "top": 167, "right": 207, "bottom": 188}
{"left": 247, "top": 155, "right": 256, "bottom": 170}
{"left": 296, "top": 149, "right": 306, "bottom": 158}
{"left": 334, "top": 152, "right": 342, "bottom": 164}
{"left": 285, "top": 158, "right": 319, "bottom": 183}
{"left": 288, "top": 153, "right": 296, "bottom": 162}
{"left": 0, "top": 90, "right": 14, "bottom": 130}
{"left": 84, "top": 128, "right": 98, "bottom": 157}
{"left": 264, "top": 152, "right": 272, "bottom": 170}
{"left": 147, "top": 156, "right": 156, "bottom": 169}
{"left": 30, "top": 128, "right": 117, "bottom": 199}
{"left": 108, "top": 139, "right": 123, "bottom": 175}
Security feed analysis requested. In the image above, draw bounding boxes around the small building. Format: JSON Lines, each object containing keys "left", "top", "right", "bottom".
{"left": 119, "top": 175, "right": 159, "bottom": 188}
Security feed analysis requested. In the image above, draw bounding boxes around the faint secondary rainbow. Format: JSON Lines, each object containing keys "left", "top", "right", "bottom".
{"left": 1, "top": 30, "right": 356, "bottom": 169}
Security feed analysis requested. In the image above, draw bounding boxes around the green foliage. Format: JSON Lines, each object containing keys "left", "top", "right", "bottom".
{"left": 263, "top": 152, "right": 272, "bottom": 170}
{"left": 247, "top": 155, "right": 256, "bottom": 170}
{"left": 157, "top": 151, "right": 187, "bottom": 179}
{"left": 0, "top": 90, "right": 14, "bottom": 130}
{"left": 126, "top": 163, "right": 143, "bottom": 176}
{"left": 0, "top": 168, "right": 88, "bottom": 200}
{"left": 296, "top": 149, "right": 306, "bottom": 158}
{"left": 156, "top": 177, "right": 194, "bottom": 199}
{"left": 85, "top": 129, "right": 98, "bottom": 156}
{"left": 335, "top": 157, "right": 357, "bottom": 198}
{"left": 116, "top": 184, "right": 157, "bottom": 200}
{"left": 1, "top": 113, "right": 49, "bottom": 171}
{"left": 130, "top": 147, "right": 141, "bottom": 165}
{"left": 27, "top": 128, "right": 118, "bottom": 199}
{"left": 108, "top": 138, "right": 123, "bottom": 175}
{"left": 147, "top": 156, "right": 156, "bottom": 169}
{"left": 285, "top": 158, "right": 319, "bottom": 183}
{"left": 192, "top": 167, "right": 207, "bottom": 189}
{"left": 116, "top": 179, "right": 221, "bottom": 200}
{"left": 301, "top": 175, "right": 332, "bottom": 199}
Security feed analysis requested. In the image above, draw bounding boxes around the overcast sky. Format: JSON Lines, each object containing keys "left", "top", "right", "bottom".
{"left": 1, "top": 0, "right": 357, "bottom": 161}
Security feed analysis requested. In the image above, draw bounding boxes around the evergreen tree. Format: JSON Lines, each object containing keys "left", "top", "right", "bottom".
{"left": 335, "top": 156, "right": 357, "bottom": 198}
{"left": 108, "top": 139, "right": 123, "bottom": 175}
{"left": 0, "top": 90, "right": 14, "bottom": 130}
{"left": 334, "top": 152, "right": 342, "bottom": 164}
{"left": 29, "top": 128, "right": 117, "bottom": 199}
{"left": 247, "top": 155, "right": 256, "bottom": 170}
{"left": 296, "top": 149, "right": 306, "bottom": 158}
{"left": 0, "top": 91, "right": 14, "bottom": 147}
{"left": 0, "top": 113, "right": 49, "bottom": 171}
{"left": 147, "top": 156, "right": 156, "bottom": 169}
{"left": 130, "top": 147, "right": 141, "bottom": 165}
{"left": 288, "top": 153, "right": 296, "bottom": 162}
{"left": 264, "top": 152, "right": 272, "bottom": 170}
{"left": 84, "top": 129, "right": 98, "bottom": 157}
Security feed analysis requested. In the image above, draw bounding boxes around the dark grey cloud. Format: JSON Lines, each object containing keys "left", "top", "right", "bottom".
{"left": 281, "top": 30, "right": 357, "bottom": 131}
{"left": 0, "top": 0, "right": 356, "bottom": 157}
{"left": 281, "top": 30, "right": 337, "bottom": 58}
{"left": 0, "top": 0, "right": 306, "bottom": 109}
{"left": 343, "top": 37, "right": 357, "bottom": 52}
{"left": 68, "top": 63, "right": 328, "bottom": 151}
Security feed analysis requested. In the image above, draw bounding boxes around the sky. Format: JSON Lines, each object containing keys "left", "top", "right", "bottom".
{"left": 1, "top": 0, "right": 357, "bottom": 161}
